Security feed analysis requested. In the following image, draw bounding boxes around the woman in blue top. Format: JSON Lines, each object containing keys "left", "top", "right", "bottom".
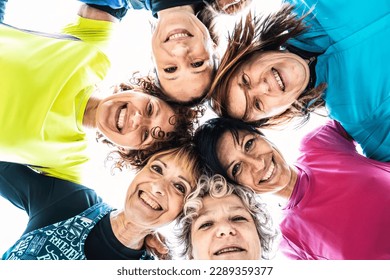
{"left": 207, "top": 0, "right": 390, "bottom": 162}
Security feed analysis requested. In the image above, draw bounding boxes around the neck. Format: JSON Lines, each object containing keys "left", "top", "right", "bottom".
{"left": 82, "top": 96, "right": 100, "bottom": 128}
{"left": 157, "top": 5, "right": 195, "bottom": 17}
{"left": 275, "top": 165, "right": 298, "bottom": 200}
{"left": 109, "top": 210, "right": 152, "bottom": 250}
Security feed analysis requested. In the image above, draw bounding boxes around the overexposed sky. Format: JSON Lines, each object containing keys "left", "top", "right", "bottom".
{"left": 0, "top": 0, "right": 328, "bottom": 257}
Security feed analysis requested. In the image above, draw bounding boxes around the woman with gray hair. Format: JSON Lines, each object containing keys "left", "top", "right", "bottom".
{"left": 175, "top": 173, "right": 277, "bottom": 260}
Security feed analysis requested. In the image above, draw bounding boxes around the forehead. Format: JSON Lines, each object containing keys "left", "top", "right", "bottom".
{"left": 198, "top": 195, "right": 247, "bottom": 216}
{"left": 152, "top": 153, "right": 195, "bottom": 180}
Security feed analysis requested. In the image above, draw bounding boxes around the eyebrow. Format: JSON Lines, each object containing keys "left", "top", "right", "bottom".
{"left": 163, "top": 68, "right": 208, "bottom": 81}
{"left": 156, "top": 159, "right": 192, "bottom": 188}
{"left": 197, "top": 206, "right": 247, "bottom": 218}
{"left": 224, "top": 132, "right": 243, "bottom": 172}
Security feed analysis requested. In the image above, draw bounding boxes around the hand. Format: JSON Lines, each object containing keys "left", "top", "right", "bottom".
{"left": 145, "top": 232, "right": 172, "bottom": 260}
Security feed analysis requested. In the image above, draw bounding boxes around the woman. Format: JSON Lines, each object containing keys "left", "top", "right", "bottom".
{"left": 80, "top": 0, "right": 252, "bottom": 105}
{"left": 207, "top": 0, "right": 390, "bottom": 161}
{"left": 175, "top": 173, "right": 277, "bottom": 260}
{"left": 0, "top": 144, "right": 203, "bottom": 260}
{"left": 0, "top": 3, "right": 200, "bottom": 184}
{"left": 193, "top": 117, "right": 390, "bottom": 259}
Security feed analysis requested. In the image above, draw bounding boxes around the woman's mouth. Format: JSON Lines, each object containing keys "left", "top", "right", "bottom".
{"left": 164, "top": 29, "right": 193, "bottom": 42}
{"left": 272, "top": 68, "right": 285, "bottom": 91}
{"left": 116, "top": 104, "right": 127, "bottom": 132}
{"left": 259, "top": 160, "right": 275, "bottom": 183}
{"left": 214, "top": 246, "right": 245, "bottom": 256}
{"left": 139, "top": 191, "right": 162, "bottom": 211}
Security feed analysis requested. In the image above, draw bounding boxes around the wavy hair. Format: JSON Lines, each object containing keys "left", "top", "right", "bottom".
{"left": 208, "top": 3, "right": 326, "bottom": 128}
{"left": 96, "top": 73, "right": 206, "bottom": 172}
{"left": 175, "top": 174, "right": 278, "bottom": 259}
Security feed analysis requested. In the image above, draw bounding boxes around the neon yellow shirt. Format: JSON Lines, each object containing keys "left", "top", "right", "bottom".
{"left": 0, "top": 17, "right": 114, "bottom": 184}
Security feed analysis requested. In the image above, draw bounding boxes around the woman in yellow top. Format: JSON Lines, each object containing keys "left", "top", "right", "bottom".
{"left": 0, "top": 3, "right": 199, "bottom": 184}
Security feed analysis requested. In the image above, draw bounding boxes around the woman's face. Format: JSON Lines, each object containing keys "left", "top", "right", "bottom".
{"left": 216, "top": 129, "right": 292, "bottom": 194}
{"left": 191, "top": 194, "right": 261, "bottom": 260}
{"left": 124, "top": 153, "right": 196, "bottom": 229}
{"left": 151, "top": 10, "right": 215, "bottom": 103}
{"left": 225, "top": 51, "right": 310, "bottom": 122}
{"left": 96, "top": 90, "right": 175, "bottom": 149}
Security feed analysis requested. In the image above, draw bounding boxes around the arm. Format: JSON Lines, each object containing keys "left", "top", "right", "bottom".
{"left": 78, "top": 3, "right": 121, "bottom": 22}
{"left": 0, "top": 0, "right": 7, "bottom": 22}
{"left": 77, "top": 0, "right": 136, "bottom": 21}
{"left": 0, "top": 162, "right": 30, "bottom": 212}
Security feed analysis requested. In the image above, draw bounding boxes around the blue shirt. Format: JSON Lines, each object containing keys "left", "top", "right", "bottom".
{"left": 286, "top": 0, "right": 390, "bottom": 161}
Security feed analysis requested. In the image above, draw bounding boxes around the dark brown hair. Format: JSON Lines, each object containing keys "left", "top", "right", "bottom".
{"left": 208, "top": 3, "right": 326, "bottom": 128}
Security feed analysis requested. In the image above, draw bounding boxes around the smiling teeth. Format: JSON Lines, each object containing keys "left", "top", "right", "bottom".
{"left": 272, "top": 68, "right": 285, "bottom": 91}
{"left": 215, "top": 247, "right": 243, "bottom": 255}
{"left": 261, "top": 161, "right": 275, "bottom": 182}
{"left": 140, "top": 192, "right": 162, "bottom": 210}
{"left": 117, "top": 107, "right": 126, "bottom": 130}
{"left": 168, "top": 33, "right": 189, "bottom": 40}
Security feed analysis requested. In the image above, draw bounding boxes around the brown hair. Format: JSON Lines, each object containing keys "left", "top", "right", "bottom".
{"left": 96, "top": 73, "right": 206, "bottom": 172}
{"left": 208, "top": 3, "right": 327, "bottom": 128}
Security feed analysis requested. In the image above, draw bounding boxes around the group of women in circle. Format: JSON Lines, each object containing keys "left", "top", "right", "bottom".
{"left": 0, "top": 0, "right": 389, "bottom": 260}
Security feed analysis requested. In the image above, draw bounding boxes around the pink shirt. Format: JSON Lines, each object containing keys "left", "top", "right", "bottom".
{"left": 280, "top": 120, "right": 390, "bottom": 259}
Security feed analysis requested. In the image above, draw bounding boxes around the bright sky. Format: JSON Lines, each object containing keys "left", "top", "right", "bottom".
{"left": 0, "top": 0, "right": 329, "bottom": 258}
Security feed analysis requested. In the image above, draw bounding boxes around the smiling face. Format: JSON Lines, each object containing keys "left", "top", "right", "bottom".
{"left": 151, "top": 10, "right": 215, "bottom": 103}
{"left": 216, "top": 129, "right": 293, "bottom": 194}
{"left": 124, "top": 153, "right": 197, "bottom": 230}
{"left": 190, "top": 194, "right": 261, "bottom": 260}
{"left": 96, "top": 90, "right": 175, "bottom": 149}
{"left": 226, "top": 50, "right": 310, "bottom": 122}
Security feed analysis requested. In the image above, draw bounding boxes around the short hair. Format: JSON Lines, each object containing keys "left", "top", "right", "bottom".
{"left": 193, "top": 117, "right": 264, "bottom": 183}
{"left": 145, "top": 143, "right": 205, "bottom": 191}
{"left": 96, "top": 74, "right": 206, "bottom": 172}
{"left": 207, "top": 3, "right": 326, "bottom": 128}
{"left": 175, "top": 174, "right": 277, "bottom": 259}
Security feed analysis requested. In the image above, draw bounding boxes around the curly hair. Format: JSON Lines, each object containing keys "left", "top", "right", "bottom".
{"left": 208, "top": 3, "right": 327, "bottom": 128}
{"left": 96, "top": 73, "right": 206, "bottom": 173}
{"left": 175, "top": 174, "right": 278, "bottom": 260}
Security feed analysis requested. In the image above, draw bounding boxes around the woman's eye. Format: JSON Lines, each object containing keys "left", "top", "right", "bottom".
{"left": 164, "top": 66, "right": 177, "bottom": 73}
{"left": 232, "top": 163, "right": 241, "bottom": 178}
{"left": 232, "top": 216, "right": 248, "bottom": 222}
{"left": 199, "top": 221, "right": 213, "bottom": 230}
{"left": 191, "top": 61, "right": 204, "bottom": 68}
{"left": 147, "top": 102, "right": 153, "bottom": 116}
{"left": 174, "top": 183, "right": 186, "bottom": 194}
{"left": 242, "top": 73, "right": 250, "bottom": 86}
{"left": 151, "top": 164, "right": 162, "bottom": 174}
{"left": 244, "top": 139, "right": 254, "bottom": 151}
{"left": 254, "top": 99, "right": 262, "bottom": 111}
{"left": 143, "top": 130, "right": 149, "bottom": 142}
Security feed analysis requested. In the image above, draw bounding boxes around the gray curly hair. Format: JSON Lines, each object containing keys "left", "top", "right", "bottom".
{"left": 174, "top": 174, "right": 278, "bottom": 259}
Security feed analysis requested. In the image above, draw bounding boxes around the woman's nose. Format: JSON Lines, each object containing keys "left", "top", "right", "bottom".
{"left": 150, "top": 180, "right": 166, "bottom": 197}
{"left": 171, "top": 44, "right": 189, "bottom": 57}
{"left": 216, "top": 222, "right": 237, "bottom": 238}
{"left": 130, "top": 111, "right": 142, "bottom": 130}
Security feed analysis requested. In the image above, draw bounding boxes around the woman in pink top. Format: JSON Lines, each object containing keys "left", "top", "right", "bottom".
{"left": 193, "top": 118, "right": 390, "bottom": 259}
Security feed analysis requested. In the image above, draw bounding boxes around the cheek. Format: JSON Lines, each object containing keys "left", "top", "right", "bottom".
{"left": 191, "top": 231, "right": 208, "bottom": 259}
{"left": 167, "top": 194, "right": 185, "bottom": 217}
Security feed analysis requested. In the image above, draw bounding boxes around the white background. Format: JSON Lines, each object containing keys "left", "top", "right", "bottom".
{"left": 0, "top": 0, "right": 329, "bottom": 259}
